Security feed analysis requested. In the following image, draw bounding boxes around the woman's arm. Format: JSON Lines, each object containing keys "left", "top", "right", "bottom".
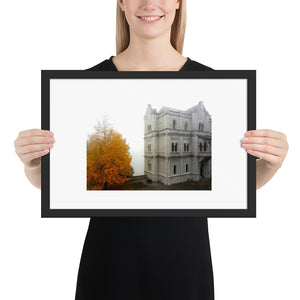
{"left": 15, "top": 129, "right": 55, "bottom": 190}
{"left": 241, "top": 129, "right": 289, "bottom": 190}
{"left": 256, "top": 158, "right": 278, "bottom": 190}
{"left": 24, "top": 164, "right": 42, "bottom": 189}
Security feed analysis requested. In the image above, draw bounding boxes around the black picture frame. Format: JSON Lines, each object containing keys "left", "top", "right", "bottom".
{"left": 42, "top": 70, "right": 256, "bottom": 218}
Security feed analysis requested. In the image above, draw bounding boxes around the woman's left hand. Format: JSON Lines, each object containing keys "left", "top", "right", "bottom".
{"left": 241, "top": 129, "right": 289, "bottom": 170}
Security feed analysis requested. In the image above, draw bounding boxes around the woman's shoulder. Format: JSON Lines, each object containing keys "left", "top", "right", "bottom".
{"left": 85, "top": 56, "right": 117, "bottom": 71}
{"left": 184, "top": 57, "right": 214, "bottom": 71}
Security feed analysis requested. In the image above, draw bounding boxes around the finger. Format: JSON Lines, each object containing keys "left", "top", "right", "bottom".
{"left": 15, "top": 136, "right": 55, "bottom": 148}
{"left": 242, "top": 143, "right": 281, "bottom": 157}
{"left": 18, "top": 129, "right": 54, "bottom": 138}
{"left": 246, "top": 149, "right": 282, "bottom": 167}
{"left": 17, "top": 143, "right": 54, "bottom": 155}
{"left": 21, "top": 149, "right": 50, "bottom": 164}
{"left": 245, "top": 129, "right": 285, "bottom": 140}
{"left": 241, "top": 136, "right": 283, "bottom": 148}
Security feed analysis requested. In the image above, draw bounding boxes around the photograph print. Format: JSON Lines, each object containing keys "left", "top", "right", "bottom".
{"left": 87, "top": 101, "right": 212, "bottom": 191}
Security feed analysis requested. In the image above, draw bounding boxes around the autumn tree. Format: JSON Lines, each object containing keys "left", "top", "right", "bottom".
{"left": 87, "top": 118, "right": 133, "bottom": 190}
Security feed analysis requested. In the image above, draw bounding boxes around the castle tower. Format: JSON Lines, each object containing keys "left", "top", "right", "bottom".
{"left": 144, "top": 101, "right": 211, "bottom": 185}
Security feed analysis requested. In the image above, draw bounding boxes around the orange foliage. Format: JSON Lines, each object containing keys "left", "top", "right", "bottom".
{"left": 87, "top": 126, "right": 132, "bottom": 190}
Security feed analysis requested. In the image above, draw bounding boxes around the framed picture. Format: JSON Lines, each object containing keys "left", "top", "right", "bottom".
{"left": 41, "top": 70, "right": 256, "bottom": 218}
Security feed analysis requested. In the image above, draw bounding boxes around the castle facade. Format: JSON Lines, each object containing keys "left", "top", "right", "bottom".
{"left": 144, "top": 101, "right": 212, "bottom": 186}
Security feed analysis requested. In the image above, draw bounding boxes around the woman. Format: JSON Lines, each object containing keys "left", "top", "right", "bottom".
{"left": 14, "top": 0, "right": 289, "bottom": 299}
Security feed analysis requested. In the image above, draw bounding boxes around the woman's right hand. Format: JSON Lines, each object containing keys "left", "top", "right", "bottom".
{"left": 14, "top": 129, "right": 55, "bottom": 169}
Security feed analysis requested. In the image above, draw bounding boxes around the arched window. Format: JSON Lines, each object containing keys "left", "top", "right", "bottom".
{"left": 148, "top": 161, "right": 151, "bottom": 171}
{"left": 201, "top": 123, "right": 204, "bottom": 131}
{"left": 199, "top": 143, "right": 202, "bottom": 152}
{"left": 199, "top": 122, "right": 204, "bottom": 131}
{"left": 148, "top": 124, "right": 152, "bottom": 132}
{"left": 186, "top": 164, "right": 188, "bottom": 172}
{"left": 185, "top": 122, "right": 188, "bottom": 130}
{"left": 174, "top": 165, "right": 176, "bottom": 174}
{"left": 171, "top": 143, "right": 174, "bottom": 152}
{"left": 187, "top": 143, "right": 189, "bottom": 152}
{"left": 148, "top": 144, "right": 151, "bottom": 152}
{"left": 173, "top": 120, "right": 176, "bottom": 129}
{"left": 204, "top": 142, "right": 207, "bottom": 151}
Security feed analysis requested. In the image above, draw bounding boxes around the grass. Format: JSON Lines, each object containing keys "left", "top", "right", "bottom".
{"left": 87, "top": 177, "right": 211, "bottom": 190}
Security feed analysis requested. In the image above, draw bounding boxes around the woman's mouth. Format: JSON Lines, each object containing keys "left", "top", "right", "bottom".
{"left": 137, "top": 15, "right": 164, "bottom": 24}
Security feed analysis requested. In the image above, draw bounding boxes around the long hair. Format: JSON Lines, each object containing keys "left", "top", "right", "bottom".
{"left": 116, "top": 0, "right": 187, "bottom": 55}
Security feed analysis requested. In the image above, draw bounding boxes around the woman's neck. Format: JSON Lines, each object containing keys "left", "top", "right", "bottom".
{"left": 114, "top": 27, "right": 186, "bottom": 71}
{"left": 113, "top": 42, "right": 186, "bottom": 71}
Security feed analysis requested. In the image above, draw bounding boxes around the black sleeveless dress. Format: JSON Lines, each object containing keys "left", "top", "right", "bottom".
{"left": 75, "top": 56, "right": 215, "bottom": 300}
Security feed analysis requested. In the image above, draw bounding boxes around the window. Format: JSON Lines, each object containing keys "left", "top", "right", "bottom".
{"left": 204, "top": 142, "right": 207, "bottom": 151}
{"left": 148, "top": 144, "right": 151, "bottom": 152}
{"left": 148, "top": 162, "right": 152, "bottom": 171}
{"left": 184, "top": 142, "right": 189, "bottom": 152}
{"left": 186, "top": 164, "right": 188, "bottom": 172}
{"left": 199, "top": 122, "right": 204, "bottom": 131}
{"left": 185, "top": 122, "right": 188, "bottom": 130}
{"left": 172, "top": 142, "right": 178, "bottom": 152}
{"left": 199, "top": 143, "right": 202, "bottom": 152}
{"left": 174, "top": 165, "right": 176, "bottom": 174}
{"left": 148, "top": 124, "right": 152, "bottom": 132}
{"left": 173, "top": 120, "right": 176, "bottom": 129}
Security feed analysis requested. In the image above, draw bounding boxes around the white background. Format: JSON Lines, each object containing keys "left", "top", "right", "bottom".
{"left": 50, "top": 78, "right": 247, "bottom": 209}
{"left": 1, "top": 1, "right": 299, "bottom": 299}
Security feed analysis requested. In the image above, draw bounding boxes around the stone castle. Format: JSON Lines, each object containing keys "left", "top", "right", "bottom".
{"left": 144, "top": 101, "right": 212, "bottom": 186}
